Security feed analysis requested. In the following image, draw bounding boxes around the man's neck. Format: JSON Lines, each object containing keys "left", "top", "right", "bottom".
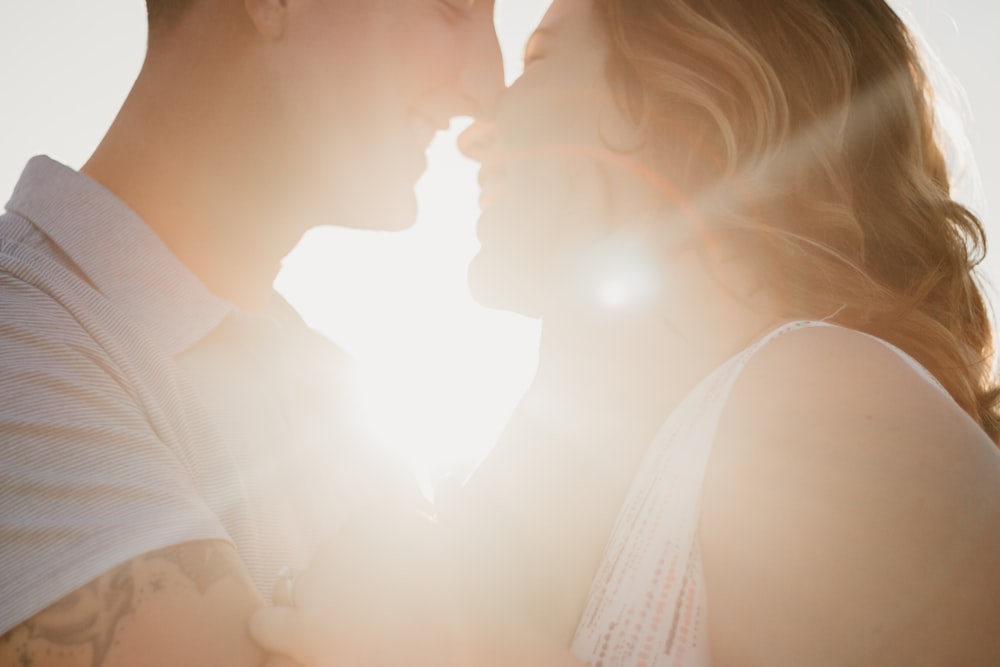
{"left": 81, "top": 44, "right": 307, "bottom": 313}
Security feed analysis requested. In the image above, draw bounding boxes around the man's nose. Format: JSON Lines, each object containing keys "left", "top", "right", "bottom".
{"left": 456, "top": 12, "right": 505, "bottom": 119}
{"left": 458, "top": 120, "right": 497, "bottom": 163}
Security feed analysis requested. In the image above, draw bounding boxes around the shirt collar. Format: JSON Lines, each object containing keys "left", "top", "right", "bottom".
{"left": 5, "top": 155, "right": 233, "bottom": 355}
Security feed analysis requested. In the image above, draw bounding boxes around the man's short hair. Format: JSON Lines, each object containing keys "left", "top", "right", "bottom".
{"left": 146, "top": 0, "right": 196, "bottom": 36}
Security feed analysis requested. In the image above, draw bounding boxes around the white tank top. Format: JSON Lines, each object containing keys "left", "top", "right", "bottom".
{"left": 570, "top": 320, "right": 945, "bottom": 667}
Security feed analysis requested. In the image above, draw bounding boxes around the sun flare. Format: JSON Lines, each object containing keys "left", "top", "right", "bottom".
{"left": 276, "top": 125, "right": 540, "bottom": 482}
{"left": 274, "top": 1, "right": 553, "bottom": 481}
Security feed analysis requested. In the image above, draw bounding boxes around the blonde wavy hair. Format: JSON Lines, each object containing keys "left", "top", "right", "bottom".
{"left": 594, "top": 0, "right": 1000, "bottom": 441}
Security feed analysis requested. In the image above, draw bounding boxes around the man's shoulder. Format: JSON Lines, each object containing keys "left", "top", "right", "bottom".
{"left": 0, "top": 209, "right": 71, "bottom": 264}
{"left": 0, "top": 211, "right": 159, "bottom": 406}
{"left": 0, "top": 208, "right": 95, "bottom": 296}
{"left": 0, "top": 210, "right": 40, "bottom": 243}
{"left": 0, "top": 216, "right": 100, "bottom": 349}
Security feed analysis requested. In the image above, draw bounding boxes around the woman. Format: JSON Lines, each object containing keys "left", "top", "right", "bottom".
{"left": 252, "top": 0, "right": 1000, "bottom": 665}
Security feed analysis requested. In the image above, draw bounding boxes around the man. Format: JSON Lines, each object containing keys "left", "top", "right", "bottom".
{"left": 0, "top": 0, "right": 502, "bottom": 664}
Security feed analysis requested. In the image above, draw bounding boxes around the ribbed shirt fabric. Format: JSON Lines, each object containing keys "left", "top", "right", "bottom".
{"left": 0, "top": 156, "right": 376, "bottom": 634}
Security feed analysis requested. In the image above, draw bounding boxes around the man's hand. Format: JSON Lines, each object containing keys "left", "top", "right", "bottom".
{"left": 249, "top": 505, "right": 587, "bottom": 667}
{"left": 251, "top": 506, "right": 471, "bottom": 667}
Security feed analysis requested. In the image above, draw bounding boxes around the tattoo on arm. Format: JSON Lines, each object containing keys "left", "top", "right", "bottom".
{"left": 151, "top": 542, "right": 235, "bottom": 595}
{"left": 0, "top": 541, "right": 244, "bottom": 667}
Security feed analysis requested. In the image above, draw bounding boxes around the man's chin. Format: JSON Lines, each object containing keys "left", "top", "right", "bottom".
{"left": 327, "top": 187, "right": 419, "bottom": 232}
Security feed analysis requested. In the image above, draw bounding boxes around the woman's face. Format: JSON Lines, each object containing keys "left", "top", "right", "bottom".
{"left": 464, "top": 0, "right": 662, "bottom": 317}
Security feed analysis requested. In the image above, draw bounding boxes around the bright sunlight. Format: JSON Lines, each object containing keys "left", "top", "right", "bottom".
{"left": 275, "top": 1, "right": 551, "bottom": 482}
{"left": 0, "top": 0, "right": 995, "bottom": 485}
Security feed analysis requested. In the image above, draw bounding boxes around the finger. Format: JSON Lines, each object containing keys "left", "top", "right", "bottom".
{"left": 249, "top": 606, "right": 310, "bottom": 664}
{"left": 272, "top": 566, "right": 299, "bottom": 607}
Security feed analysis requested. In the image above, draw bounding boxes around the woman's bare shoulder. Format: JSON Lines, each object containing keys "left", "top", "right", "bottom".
{"left": 725, "top": 323, "right": 984, "bottom": 449}
{"left": 699, "top": 323, "right": 1000, "bottom": 667}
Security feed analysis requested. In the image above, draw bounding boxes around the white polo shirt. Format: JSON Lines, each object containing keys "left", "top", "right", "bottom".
{"left": 0, "top": 156, "right": 390, "bottom": 633}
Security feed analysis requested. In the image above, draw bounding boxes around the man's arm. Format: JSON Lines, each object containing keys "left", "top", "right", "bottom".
{"left": 0, "top": 540, "right": 266, "bottom": 667}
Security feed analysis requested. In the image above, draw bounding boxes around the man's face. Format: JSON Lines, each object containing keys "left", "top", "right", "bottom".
{"left": 264, "top": 0, "right": 503, "bottom": 230}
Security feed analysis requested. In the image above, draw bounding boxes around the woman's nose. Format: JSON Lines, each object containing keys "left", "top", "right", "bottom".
{"left": 458, "top": 120, "right": 497, "bottom": 163}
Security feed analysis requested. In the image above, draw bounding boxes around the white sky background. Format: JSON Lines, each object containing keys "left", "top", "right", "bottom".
{"left": 1, "top": 1, "right": 997, "bottom": 475}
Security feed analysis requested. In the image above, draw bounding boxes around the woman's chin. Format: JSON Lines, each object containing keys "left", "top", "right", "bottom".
{"left": 467, "top": 254, "right": 546, "bottom": 319}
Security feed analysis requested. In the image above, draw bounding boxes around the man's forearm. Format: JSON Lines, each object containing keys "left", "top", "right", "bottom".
{"left": 0, "top": 541, "right": 265, "bottom": 667}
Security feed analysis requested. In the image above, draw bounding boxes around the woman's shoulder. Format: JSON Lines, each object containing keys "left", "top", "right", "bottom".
{"left": 699, "top": 321, "right": 1000, "bottom": 665}
{"left": 709, "top": 320, "right": 995, "bottom": 492}
{"left": 705, "top": 320, "right": 995, "bottom": 518}
{"left": 728, "top": 321, "right": 962, "bottom": 434}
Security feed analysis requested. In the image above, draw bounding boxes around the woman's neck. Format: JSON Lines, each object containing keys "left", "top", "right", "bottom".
{"left": 533, "top": 263, "right": 783, "bottom": 433}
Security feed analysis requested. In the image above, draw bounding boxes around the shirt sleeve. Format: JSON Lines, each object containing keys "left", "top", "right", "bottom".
{"left": 0, "top": 276, "right": 230, "bottom": 634}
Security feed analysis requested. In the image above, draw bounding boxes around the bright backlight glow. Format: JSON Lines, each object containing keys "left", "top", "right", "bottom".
{"left": 276, "top": 122, "right": 541, "bottom": 480}
{"left": 275, "top": 1, "right": 554, "bottom": 477}
{"left": 0, "top": 0, "right": 995, "bottom": 484}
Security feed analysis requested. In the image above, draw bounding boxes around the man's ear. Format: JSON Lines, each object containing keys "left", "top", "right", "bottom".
{"left": 244, "top": 0, "right": 290, "bottom": 41}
